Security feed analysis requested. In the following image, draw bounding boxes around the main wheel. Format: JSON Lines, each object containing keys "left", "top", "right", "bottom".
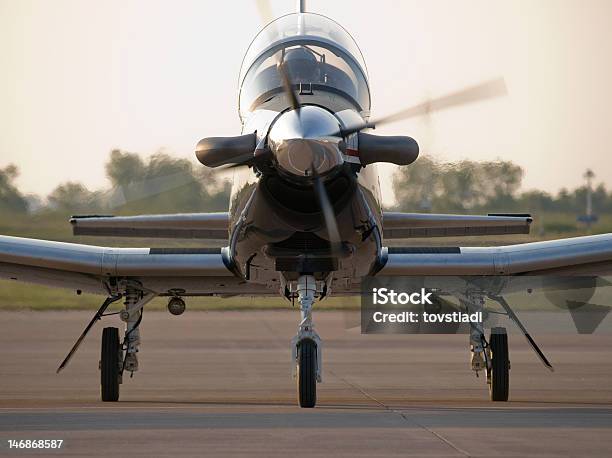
{"left": 100, "top": 327, "right": 121, "bottom": 402}
{"left": 488, "top": 327, "right": 509, "bottom": 402}
{"left": 297, "top": 338, "right": 317, "bottom": 408}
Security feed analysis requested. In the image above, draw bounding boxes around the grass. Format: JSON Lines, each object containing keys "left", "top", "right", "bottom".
{"left": 0, "top": 280, "right": 361, "bottom": 311}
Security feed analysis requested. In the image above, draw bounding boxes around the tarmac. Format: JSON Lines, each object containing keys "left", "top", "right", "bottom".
{"left": 1, "top": 310, "right": 612, "bottom": 457}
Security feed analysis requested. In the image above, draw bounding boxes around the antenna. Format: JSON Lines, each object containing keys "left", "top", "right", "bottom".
{"left": 296, "top": 0, "right": 305, "bottom": 35}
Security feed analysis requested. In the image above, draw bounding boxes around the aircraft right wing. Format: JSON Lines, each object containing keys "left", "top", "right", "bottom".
{"left": 382, "top": 212, "right": 532, "bottom": 238}
{"left": 377, "top": 233, "right": 612, "bottom": 276}
{"left": 70, "top": 212, "right": 229, "bottom": 239}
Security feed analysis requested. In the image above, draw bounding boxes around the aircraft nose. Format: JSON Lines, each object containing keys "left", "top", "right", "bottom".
{"left": 268, "top": 106, "right": 344, "bottom": 178}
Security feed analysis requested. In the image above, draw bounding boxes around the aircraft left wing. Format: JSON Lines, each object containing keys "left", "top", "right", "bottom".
{"left": 70, "top": 212, "right": 229, "bottom": 239}
{"left": 0, "top": 235, "right": 273, "bottom": 296}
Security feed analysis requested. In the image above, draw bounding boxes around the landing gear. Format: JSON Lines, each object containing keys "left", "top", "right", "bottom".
{"left": 100, "top": 284, "right": 153, "bottom": 401}
{"left": 459, "top": 291, "right": 553, "bottom": 402}
{"left": 488, "top": 327, "right": 509, "bottom": 401}
{"left": 291, "top": 275, "right": 322, "bottom": 408}
{"left": 100, "top": 327, "right": 122, "bottom": 402}
{"left": 463, "top": 292, "right": 510, "bottom": 401}
{"left": 56, "top": 280, "right": 154, "bottom": 403}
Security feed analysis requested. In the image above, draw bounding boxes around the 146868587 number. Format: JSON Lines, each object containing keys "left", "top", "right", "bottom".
{"left": 7, "top": 439, "right": 63, "bottom": 449}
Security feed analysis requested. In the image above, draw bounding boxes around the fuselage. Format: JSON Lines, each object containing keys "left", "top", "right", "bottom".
{"left": 226, "top": 13, "right": 384, "bottom": 289}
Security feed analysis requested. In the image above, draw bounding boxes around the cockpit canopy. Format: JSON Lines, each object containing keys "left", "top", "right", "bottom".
{"left": 238, "top": 13, "right": 370, "bottom": 120}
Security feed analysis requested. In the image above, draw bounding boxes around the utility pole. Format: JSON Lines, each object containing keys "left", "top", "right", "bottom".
{"left": 583, "top": 169, "right": 595, "bottom": 232}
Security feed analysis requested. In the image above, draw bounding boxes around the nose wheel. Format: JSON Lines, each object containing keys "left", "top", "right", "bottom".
{"left": 100, "top": 327, "right": 122, "bottom": 402}
{"left": 297, "top": 338, "right": 317, "bottom": 408}
{"left": 291, "top": 275, "right": 323, "bottom": 408}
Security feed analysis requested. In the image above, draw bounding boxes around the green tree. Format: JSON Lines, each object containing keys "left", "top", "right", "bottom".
{"left": 47, "top": 182, "right": 104, "bottom": 213}
{"left": 0, "top": 164, "right": 29, "bottom": 214}
{"left": 105, "top": 149, "right": 146, "bottom": 189}
{"left": 103, "top": 149, "right": 230, "bottom": 213}
{"left": 393, "top": 157, "right": 524, "bottom": 213}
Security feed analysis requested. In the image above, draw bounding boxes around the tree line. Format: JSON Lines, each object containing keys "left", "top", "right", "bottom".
{"left": 1, "top": 150, "right": 230, "bottom": 215}
{"left": 1, "top": 151, "right": 609, "bottom": 226}
{"left": 393, "top": 156, "right": 610, "bottom": 216}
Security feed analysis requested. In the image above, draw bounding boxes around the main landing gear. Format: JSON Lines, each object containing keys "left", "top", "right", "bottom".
{"left": 57, "top": 280, "right": 155, "bottom": 402}
{"left": 291, "top": 275, "right": 322, "bottom": 408}
{"left": 99, "top": 283, "right": 154, "bottom": 401}
{"left": 461, "top": 292, "right": 553, "bottom": 402}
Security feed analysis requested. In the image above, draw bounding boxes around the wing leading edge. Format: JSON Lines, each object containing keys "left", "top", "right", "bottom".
{"left": 70, "top": 212, "right": 229, "bottom": 239}
{"left": 383, "top": 212, "right": 532, "bottom": 238}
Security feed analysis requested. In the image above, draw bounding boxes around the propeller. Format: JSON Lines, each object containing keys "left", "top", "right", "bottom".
{"left": 101, "top": 169, "right": 199, "bottom": 209}
{"left": 338, "top": 78, "right": 508, "bottom": 137}
{"left": 278, "top": 61, "right": 302, "bottom": 112}
{"left": 255, "top": 0, "right": 302, "bottom": 114}
{"left": 255, "top": 0, "right": 275, "bottom": 27}
{"left": 308, "top": 147, "right": 343, "bottom": 256}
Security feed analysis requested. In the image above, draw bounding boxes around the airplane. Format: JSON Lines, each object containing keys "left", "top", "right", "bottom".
{"left": 2, "top": 0, "right": 612, "bottom": 408}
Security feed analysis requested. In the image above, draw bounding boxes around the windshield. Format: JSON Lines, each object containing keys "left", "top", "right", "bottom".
{"left": 238, "top": 13, "right": 370, "bottom": 119}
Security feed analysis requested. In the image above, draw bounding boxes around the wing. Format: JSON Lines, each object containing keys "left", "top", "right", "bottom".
{"left": 377, "top": 233, "right": 612, "bottom": 276}
{"left": 382, "top": 212, "right": 532, "bottom": 238}
{"left": 70, "top": 212, "right": 229, "bottom": 239}
{"left": 0, "top": 235, "right": 272, "bottom": 296}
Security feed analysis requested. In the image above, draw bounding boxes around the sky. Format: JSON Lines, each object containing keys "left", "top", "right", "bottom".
{"left": 1, "top": 0, "right": 611, "bottom": 206}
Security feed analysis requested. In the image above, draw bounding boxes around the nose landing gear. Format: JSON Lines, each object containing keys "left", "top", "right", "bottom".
{"left": 291, "top": 275, "right": 322, "bottom": 408}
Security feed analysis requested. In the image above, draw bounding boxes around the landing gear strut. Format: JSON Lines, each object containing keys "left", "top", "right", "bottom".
{"left": 119, "top": 282, "right": 154, "bottom": 376}
{"left": 291, "top": 275, "right": 322, "bottom": 408}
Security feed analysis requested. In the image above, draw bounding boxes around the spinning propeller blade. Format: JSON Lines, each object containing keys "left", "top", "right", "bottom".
{"left": 255, "top": 0, "right": 302, "bottom": 113}
{"left": 255, "top": 0, "right": 275, "bottom": 25}
{"left": 277, "top": 61, "right": 302, "bottom": 112}
{"left": 339, "top": 78, "right": 508, "bottom": 136}
{"left": 309, "top": 156, "right": 343, "bottom": 255}
{"left": 312, "top": 174, "right": 343, "bottom": 255}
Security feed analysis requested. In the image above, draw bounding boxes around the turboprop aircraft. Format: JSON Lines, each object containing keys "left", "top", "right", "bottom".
{"left": 2, "top": 1, "right": 612, "bottom": 408}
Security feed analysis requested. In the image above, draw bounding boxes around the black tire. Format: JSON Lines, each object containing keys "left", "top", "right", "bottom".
{"left": 297, "top": 338, "right": 317, "bottom": 408}
{"left": 489, "top": 327, "right": 509, "bottom": 402}
{"left": 100, "top": 327, "right": 121, "bottom": 402}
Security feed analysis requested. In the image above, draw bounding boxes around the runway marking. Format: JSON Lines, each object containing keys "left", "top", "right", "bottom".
{"left": 327, "top": 369, "right": 472, "bottom": 457}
